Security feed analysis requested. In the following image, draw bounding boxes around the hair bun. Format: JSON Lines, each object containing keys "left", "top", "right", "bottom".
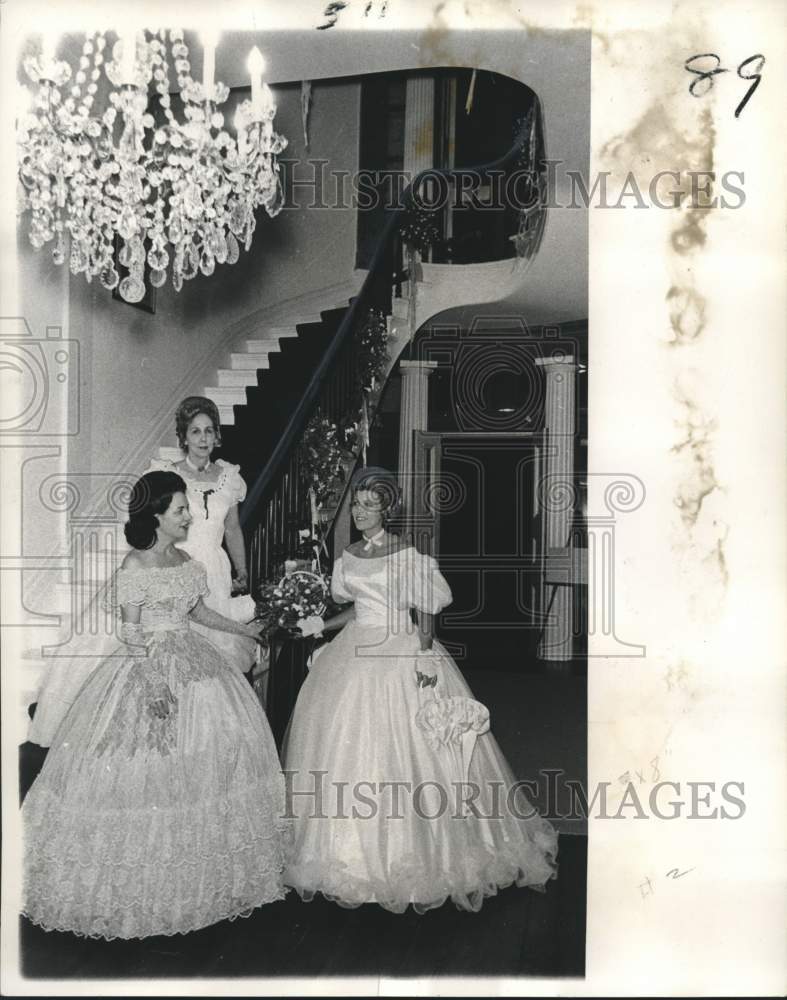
{"left": 125, "top": 470, "right": 187, "bottom": 551}
{"left": 124, "top": 513, "right": 157, "bottom": 551}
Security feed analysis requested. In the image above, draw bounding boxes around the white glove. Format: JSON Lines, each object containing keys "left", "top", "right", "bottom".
{"left": 298, "top": 615, "right": 325, "bottom": 638}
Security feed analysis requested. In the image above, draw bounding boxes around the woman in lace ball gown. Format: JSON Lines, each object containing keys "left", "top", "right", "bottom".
{"left": 147, "top": 396, "right": 257, "bottom": 677}
{"left": 283, "top": 469, "right": 558, "bottom": 914}
{"left": 22, "top": 471, "right": 289, "bottom": 940}
{"left": 28, "top": 398, "right": 256, "bottom": 749}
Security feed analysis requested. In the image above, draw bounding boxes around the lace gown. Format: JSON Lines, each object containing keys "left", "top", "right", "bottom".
{"left": 22, "top": 560, "right": 289, "bottom": 940}
{"left": 27, "top": 460, "right": 255, "bottom": 749}
{"left": 148, "top": 459, "right": 257, "bottom": 675}
{"left": 283, "top": 547, "right": 558, "bottom": 914}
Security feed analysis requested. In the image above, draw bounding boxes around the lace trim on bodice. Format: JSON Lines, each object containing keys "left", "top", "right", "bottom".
{"left": 148, "top": 458, "right": 245, "bottom": 512}
{"left": 104, "top": 561, "right": 209, "bottom": 629}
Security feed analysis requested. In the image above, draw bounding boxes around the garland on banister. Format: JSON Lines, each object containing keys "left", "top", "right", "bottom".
{"left": 298, "top": 306, "right": 390, "bottom": 510}
{"left": 298, "top": 415, "right": 357, "bottom": 507}
{"left": 398, "top": 204, "right": 441, "bottom": 256}
{"left": 354, "top": 306, "right": 388, "bottom": 397}
{"left": 511, "top": 104, "right": 547, "bottom": 262}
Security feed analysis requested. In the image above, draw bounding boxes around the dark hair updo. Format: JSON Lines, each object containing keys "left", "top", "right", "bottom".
{"left": 350, "top": 466, "right": 402, "bottom": 527}
{"left": 124, "top": 471, "right": 187, "bottom": 550}
{"left": 175, "top": 396, "right": 222, "bottom": 451}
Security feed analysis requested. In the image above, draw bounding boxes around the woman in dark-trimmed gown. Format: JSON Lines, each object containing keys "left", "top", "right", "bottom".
{"left": 283, "top": 468, "right": 558, "bottom": 914}
{"left": 147, "top": 395, "right": 258, "bottom": 677}
{"left": 22, "top": 471, "right": 289, "bottom": 940}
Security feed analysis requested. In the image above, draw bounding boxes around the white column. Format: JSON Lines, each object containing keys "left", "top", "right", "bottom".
{"left": 398, "top": 360, "right": 438, "bottom": 517}
{"left": 535, "top": 355, "right": 578, "bottom": 661}
{"left": 403, "top": 74, "right": 436, "bottom": 178}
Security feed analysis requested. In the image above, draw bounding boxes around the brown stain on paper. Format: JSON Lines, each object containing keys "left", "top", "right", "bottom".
{"left": 600, "top": 32, "right": 729, "bottom": 611}
{"left": 671, "top": 376, "right": 730, "bottom": 613}
{"left": 666, "top": 285, "right": 706, "bottom": 343}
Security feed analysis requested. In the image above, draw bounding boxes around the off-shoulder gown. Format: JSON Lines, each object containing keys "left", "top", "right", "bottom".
{"left": 27, "top": 460, "right": 255, "bottom": 749}
{"left": 282, "top": 546, "right": 558, "bottom": 914}
{"left": 22, "top": 560, "right": 289, "bottom": 940}
{"left": 147, "top": 458, "right": 257, "bottom": 674}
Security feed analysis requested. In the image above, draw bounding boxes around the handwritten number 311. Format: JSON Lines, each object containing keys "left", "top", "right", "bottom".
{"left": 685, "top": 54, "right": 765, "bottom": 117}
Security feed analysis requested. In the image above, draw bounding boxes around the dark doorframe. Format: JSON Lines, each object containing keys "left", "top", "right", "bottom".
{"left": 412, "top": 430, "right": 547, "bottom": 671}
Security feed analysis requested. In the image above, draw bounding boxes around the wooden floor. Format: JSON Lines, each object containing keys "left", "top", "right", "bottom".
{"left": 18, "top": 737, "right": 585, "bottom": 981}
{"left": 19, "top": 834, "right": 586, "bottom": 980}
{"left": 17, "top": 662, "right": 587, "bottom": 981}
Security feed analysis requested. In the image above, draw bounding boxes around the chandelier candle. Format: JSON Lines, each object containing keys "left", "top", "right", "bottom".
{"left": 40, "top": 32, "right": 55, "bottom": 68}
{"left": 202, "top": 31, "right": 217, "bottom": 96}
{"left": 248, "top": 46, "right": 266, "bottom": 119}
{"left": 17, "top": 29, "right": 288, "bottom": 302}
{"left": 120, "top": 31, "right": 136, "bottom": 86}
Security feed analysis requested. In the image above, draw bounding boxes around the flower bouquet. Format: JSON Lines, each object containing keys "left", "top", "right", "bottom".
{"left": 255, "top": 569, "right": 330, "bottom": 637}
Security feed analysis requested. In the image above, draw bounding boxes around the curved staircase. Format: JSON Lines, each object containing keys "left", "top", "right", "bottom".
{"left": 154, "top": 286, "right": 362, "bottom": 468}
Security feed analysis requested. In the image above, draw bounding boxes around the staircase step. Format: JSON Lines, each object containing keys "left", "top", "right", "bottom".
{"left": 272, "top": 312, "right": 322, "bottom": 327}
{"left": 230, "top": 353, "right": 271, "bottom": 371}
{"left": 258, "top": 326, "right": 300, "bottom": 338}
{"left": 218, "top": 405, "right": 236, "bottom": 425}
{"left": 158, "top": 446, "right": 183, "bottom": 462}
{"left": 217, "top": 369, "right": 260, "bottom": 388}
{"left": 204, "top": 387, "right": 247, "bottom": 407}
{"left": 244, "top": 340, "right": 282, "bottom": 355}
{"left": 392, "top": 296, "right": 410, "bottom": 319}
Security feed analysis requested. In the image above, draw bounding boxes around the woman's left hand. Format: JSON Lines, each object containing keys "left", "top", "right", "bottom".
{"left": 231, "top": 572, "right": 249, "bottom": 595}
{"left": 241, "top": 620, "right": 269, "bottom": 645}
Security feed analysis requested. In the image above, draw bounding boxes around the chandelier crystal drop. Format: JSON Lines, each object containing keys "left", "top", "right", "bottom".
{"left": 17, "top": 30, "right": 287, "bottom": 302}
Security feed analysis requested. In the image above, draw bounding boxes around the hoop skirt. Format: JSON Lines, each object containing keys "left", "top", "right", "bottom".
{"left": 22, "top": 560, "right": 289, "bottom": 940}
{"left": 283, "top": 547, "right": 558, "bottom": 914}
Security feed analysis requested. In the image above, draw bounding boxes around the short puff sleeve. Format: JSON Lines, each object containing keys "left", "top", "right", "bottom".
{"left": 179, "top": 559, "right": 210, "bottom": 605}
{"left": 330, "top": 557, "right": 353, "bottom": 603}
{"left": 146, "top": 457, "right": 175, "bottom": 474}
{"left": 223, "top": 462, "right": 247, "bottom": 505}
{"left": 402, "top": 550, "right": 452, "bottom": 614}
{"left": 103, "top": 568, "right": 149, "bottom": 613}
{"left": 103, "top": 560, "right": 209, "bottom": 616}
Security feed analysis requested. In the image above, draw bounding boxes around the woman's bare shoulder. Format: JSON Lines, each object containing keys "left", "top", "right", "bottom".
{"left": 120, "top": 550, "right": 146, "bottom": 572}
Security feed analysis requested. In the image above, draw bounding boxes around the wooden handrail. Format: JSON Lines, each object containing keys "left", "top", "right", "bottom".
{"left": 241, "top": 98, "right": 544, "bottom": 531}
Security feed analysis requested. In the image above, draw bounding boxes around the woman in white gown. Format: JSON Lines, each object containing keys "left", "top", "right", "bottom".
{"left": 28, "top": 397, "right": 256, "bottom": 748}
{"left": 283, "top": 469, "right": 558, "bottom": 914}
{"left": 147, "top": 396, "right": 257, "bottom": 676}
{"left": 22, "top": 471, "right": 289, "bottom": 939}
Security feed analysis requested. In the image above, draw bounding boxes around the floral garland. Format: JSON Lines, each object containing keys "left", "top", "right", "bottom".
{"left": 298, "top": 415, "right": 357, "bottom": 507}
{"left": 298, "top": 306, "right": 390, "bottom": 510}
{"left": 511, "top": 104, "right": 547, "bottom": 262}
{"left": 398, "top": 204, "right": 442, "bottom": 255}
{"left": 354, "top": 307, "right": 388, "bottom": 397}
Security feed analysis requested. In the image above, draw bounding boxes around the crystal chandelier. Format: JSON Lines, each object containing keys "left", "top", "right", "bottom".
{"left": 16, "top": 30, "right": 287, "bottom": 303}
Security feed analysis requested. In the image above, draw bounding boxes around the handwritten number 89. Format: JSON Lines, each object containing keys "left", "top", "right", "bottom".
{"left": 685, "top": 53, "right": 765, "bottom": 117}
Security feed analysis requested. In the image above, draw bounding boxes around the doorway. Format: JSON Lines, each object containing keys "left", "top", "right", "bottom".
{"left": 413, "top": 431, "right": 545, "bottom": 672}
